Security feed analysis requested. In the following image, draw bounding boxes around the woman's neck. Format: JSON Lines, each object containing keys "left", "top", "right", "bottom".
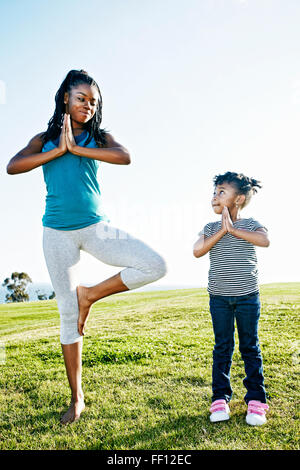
{"left": 71, "top": 119, "right": 86, "bottom": 136}
{"left": 73, "top": 128, "right": 86, "bottom": 136}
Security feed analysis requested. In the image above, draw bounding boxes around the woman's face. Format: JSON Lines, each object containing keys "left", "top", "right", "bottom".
{"left": 64, "top": 83, "right": 99, "bottom": 125}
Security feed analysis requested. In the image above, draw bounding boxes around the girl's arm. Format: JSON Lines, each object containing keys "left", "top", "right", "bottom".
{"left": 223, "top": 207, "right": 270, "bottom": 247}
{"left": 229, "top": 227, "right": 270, "bottom": 247}
{"left": 193, "top": 228, "right": 227, "bottom": 258}
{"left": 70, "top": 132, "right": 131, "bottom": 165}
{"left": 193, "top": 206, "right": 270, "bottom": 258}
{"left": 193, "top": 211, "right": 228, "bottom": 258}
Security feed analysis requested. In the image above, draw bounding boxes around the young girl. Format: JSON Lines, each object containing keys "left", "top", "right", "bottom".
{"left": 193, "top": 171, "right": 270, "bottom": 426}
{"left": 7, "top": 69, "right": 167, "bottom": 424}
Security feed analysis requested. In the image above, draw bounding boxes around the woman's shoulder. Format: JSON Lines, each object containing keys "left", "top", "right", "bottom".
{"left": 102, "top": 131, "right": 124, "bottom": 149}
{"left": 102, "top": 131, "right": 114, "bottom": 147}
{"left": 21, "top": 131, "right": 47, "bottom": 154}
{"left": 31, "top": 131, "right": 46, "bottom": 142}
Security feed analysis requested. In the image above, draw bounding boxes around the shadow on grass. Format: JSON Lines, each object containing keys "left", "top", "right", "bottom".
{"left": 0, "top": 397, "right": 273, "bottom": 450}
{"left": 85, "top": 412, "right": 243, "bottom": 450}
{"left": 0, "top": 408, "right": 63, "bottom": 434}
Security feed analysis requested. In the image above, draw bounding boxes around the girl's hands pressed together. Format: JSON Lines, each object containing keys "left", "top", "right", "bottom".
{"left": 222, "top": 206, "right": 235, "bottom": 234}
{"left": 221, "top": 206, "right": 228, "bottom": 234}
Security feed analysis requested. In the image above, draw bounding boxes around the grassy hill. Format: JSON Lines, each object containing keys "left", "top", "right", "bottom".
{"left": 0, "top": 283, "right": 299, "bottom": 450}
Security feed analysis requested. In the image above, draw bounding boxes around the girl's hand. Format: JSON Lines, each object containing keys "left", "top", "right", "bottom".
{"left": 65, "top": 113, "right": 76, "bottom": 152}
{"left": 58, "top": 114, "right": 67, "bottom": 155}
{"left": 221, "top": 207, "right": 228, "bottom": 234}
{"left": 223, "top": 206, "right": 235, "bottom": 234}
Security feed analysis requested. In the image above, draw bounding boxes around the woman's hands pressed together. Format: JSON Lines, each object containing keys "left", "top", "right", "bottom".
{"left": 57, "top": 114, "right": 76, "bottom": 155}
{"left": 65, "top": 113, "right": 77, "bottom": 152}
{"left": 58, "top": 113, "right": 77, "bottom": 155}
{"left": 57, "top": 113, "right": 68, "bottom": 155}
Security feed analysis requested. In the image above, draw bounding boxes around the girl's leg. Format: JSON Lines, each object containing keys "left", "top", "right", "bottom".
{"left": 42, "top": 227, "right": 85, "bottom": 423}
{"left": 76, "top": 221, "right": 167, "bottom": 335}
{"left": 235, "top": 292, "right": 267, "bottom": 404}
{"left": 209, "top": 295, "right": 235, "bottom": 403}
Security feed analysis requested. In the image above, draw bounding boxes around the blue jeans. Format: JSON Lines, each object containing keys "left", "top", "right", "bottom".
{"left": 209, "top": 291, "right": 266, "bottom": 404}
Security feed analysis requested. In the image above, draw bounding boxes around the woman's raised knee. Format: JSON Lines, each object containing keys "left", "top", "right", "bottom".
{"left": 151, "top": 254, "right": 167, "bottom": 281}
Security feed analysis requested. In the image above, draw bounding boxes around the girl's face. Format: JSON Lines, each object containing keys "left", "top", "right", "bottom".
{"left": 64, "top": 83, "right": 99, "bottom": 126}
{"left": 211, "top": 183, "right": 245, "bottom": 214}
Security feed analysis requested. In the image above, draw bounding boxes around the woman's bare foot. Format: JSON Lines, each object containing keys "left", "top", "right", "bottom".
{"left": 60, "top": 397, "right": 85, "bottom": 425}
{"left": 76, "top": 285, "right": 93, "bottom": 336}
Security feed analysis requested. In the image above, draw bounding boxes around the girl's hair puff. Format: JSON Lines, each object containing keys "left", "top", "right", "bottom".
{"left": 213, "top": 171, "right": 262, "bottom": 208}
{"left": 42, "top": 69, "right": 107, "bottom": 147}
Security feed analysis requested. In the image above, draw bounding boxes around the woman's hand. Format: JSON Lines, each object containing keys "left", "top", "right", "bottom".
{"left": 65, "top": 113, "right": 77, "bottom": 152}
{"left": 57, "top": 114, "right": 68, "bottom": 155}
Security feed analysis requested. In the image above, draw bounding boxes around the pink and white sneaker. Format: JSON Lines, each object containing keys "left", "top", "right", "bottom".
{"left": 209, "top": 399, "right": 230, "bottom": 422}
{"left": 246, "top": 400, "right": 269, "bottom": 426}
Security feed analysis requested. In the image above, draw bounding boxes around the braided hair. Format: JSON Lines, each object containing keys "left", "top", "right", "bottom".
{"left": 213, "top": 171, "right": 262, "bottom": 208}
{"left": 42, "top": 69, "right": 107, "bottom": 147}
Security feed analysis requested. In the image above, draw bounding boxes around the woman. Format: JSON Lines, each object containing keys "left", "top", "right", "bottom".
{"left": 7, "top": 69, "right": 167, "bottom": 424}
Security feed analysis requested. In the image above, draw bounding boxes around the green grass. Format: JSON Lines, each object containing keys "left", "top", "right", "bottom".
{"left": 0, "top": 283, "right": 299, "bottom": 450}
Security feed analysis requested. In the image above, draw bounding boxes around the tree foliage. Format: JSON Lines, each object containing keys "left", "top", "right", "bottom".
{"left": 2, "top": 272, "right": 32, "bottom": 303}
{"left": 36, "top": 290, "right": 56, "bottom": 301}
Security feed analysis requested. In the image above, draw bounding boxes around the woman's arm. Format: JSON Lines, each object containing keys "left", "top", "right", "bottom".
{"left": 6, "top": 134, "right": 63, "bottom": 174}
{"left": 70, "top": 133, "right": 130, "bottom": 165}
{"left": 7, "top": 116, "right": 68, "bottom": 174}
{"left": 64, "top": 114, "right": 130, "bottom": 165}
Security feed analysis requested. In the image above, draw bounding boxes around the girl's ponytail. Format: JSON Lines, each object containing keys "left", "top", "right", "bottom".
{"left": 249, "top": 177, "right": 262, "bottom": 194}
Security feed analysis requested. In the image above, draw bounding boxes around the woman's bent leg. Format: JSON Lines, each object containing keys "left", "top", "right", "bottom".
{"left": 82, "top": 222, "right": 167, "bottom": 290}
{"left": 76, "top": 222, "right": 167, "bottom": 334}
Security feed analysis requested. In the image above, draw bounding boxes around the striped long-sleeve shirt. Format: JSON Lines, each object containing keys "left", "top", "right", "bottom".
{"left": 198, "top": 218, "right": 267, "bottom": 296}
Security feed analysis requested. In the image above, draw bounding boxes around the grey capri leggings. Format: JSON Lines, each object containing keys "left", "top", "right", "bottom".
{"left": 42, "top": 220, "right": 167, "bottom": 345}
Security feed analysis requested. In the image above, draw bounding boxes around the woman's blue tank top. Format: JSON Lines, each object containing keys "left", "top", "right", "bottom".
{"left": 42, "top": 130, "right": 110, "bottom": 230}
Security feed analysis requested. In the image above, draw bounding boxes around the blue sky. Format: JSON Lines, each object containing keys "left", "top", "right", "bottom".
{"left": 0, "top": 0, "right": 299, "bottom": 291}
